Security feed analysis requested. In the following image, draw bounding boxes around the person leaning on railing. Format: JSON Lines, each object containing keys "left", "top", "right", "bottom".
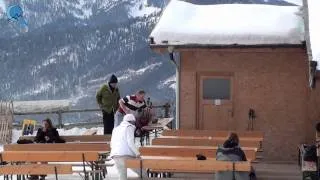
{"left": 114, "top": 90, "right": 147, "bottom": 128}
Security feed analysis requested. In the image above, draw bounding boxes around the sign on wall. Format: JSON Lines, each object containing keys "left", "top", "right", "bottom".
{"left": 22, "top": 119, "right": 36, "bottom": 136}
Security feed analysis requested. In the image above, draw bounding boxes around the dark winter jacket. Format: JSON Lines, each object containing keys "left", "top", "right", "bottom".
{"left": 215, "top": 145, "right": 250, "bottom": 180}
{"left": 34, "top": 128, "right": 65, "bottom": 143}
{"left": 216, "top": 145, "right": 247, "bottom": 161}
{"left": 96, "top": 84, "right": 120, "bottom": 114}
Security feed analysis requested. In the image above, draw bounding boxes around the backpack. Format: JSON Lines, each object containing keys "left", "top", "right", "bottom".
{"left": 17, "top": 139, "right": 34, "bottom": 144}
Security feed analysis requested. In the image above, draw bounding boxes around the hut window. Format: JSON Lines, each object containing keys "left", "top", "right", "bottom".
{"left": 203, "top": 78, "right": 230, "bottom": 100}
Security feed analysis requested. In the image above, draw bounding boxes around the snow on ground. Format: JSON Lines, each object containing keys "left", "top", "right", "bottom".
{"left": 150, "top": 1, "right": 304, "bottom": 45}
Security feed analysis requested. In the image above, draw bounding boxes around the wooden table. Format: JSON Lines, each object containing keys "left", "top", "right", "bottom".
{"left": 139, "top": 118, "right": 174, "bottom": 146}
{"left": 142, "top": 118, "right": 174, "bottom": 136}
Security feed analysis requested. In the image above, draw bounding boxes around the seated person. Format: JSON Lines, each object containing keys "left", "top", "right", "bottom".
{"left": 215, "top": 132, "right": 255, "bottom": 180}
{"left": 110, "top": 114, "right": 146, "bottom": 180}
{"left": 30, "top": 118, "right": 65, "bottom": 180}
{"left": 34, "top": 118, "right": 65, "bottom": 144}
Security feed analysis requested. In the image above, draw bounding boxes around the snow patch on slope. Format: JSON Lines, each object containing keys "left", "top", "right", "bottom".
{"left": 158, "top": 75, "right": 176, "bottom": 90}
{"left": 118, "top": 62, "right": 162, "bottom": 81}
{"left": 129, "top": 0, "right": 161, "bottom": 18}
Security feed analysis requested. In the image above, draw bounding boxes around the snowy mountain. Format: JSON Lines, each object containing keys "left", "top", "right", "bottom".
{"left": 0, "top": 0, "right": 172, "bottom": 104}
{"left": 0, "top": 0, "right": 301, "bottom": 123}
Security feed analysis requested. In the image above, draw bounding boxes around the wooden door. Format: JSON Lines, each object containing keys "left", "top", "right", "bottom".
{"left": 198, "top": 73, "right": 234, "bottom": 130}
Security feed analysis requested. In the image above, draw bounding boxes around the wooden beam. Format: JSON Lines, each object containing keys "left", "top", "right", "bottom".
{"left": 0, "top": 164, "right": 72, "bottom": 175}
{"left": 162, "top": 130, "right": 263, "bottom": 139}
{"left": 62, "top": 135, "right": 111, "bottom": 142}
{"left": 126, "top": 158, "right": 251, "bottom": 172}
{"left": 152, "top": 137, "right": 261, "bottom": 149}
{"left": 160, "top": 136, "right": 263, "bottom": 142}
{"left": 126, "top": 156, "right": 198, "bottom": 169}
{"left": 19, "top": 135, "right": 111, "bottom": 142}
{"left": 2, "top": 151, "right": 99, "bottom": 162}
{"left": 4, "top": 143, "right": 110, "bottom": 152}
{"left": 140, "top": 145, "right": 257, "bottom": 161}
{"left": 150, "top": 45, "right": 305, "bottom": 53}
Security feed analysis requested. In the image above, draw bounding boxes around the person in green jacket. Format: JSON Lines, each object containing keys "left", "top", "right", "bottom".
{"left": 96, "top": 74, "right": 120, "bottom": 134}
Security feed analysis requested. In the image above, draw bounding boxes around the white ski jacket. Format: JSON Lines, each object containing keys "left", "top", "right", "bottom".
{"left": 110, "top": 114, "right": 140, "bottom": 157}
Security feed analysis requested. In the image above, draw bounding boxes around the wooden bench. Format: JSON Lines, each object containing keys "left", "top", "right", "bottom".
{"left": 162, "top": 130, "right": 263, "bottom": 148}
{"left": 0, "top": 151, "right": 101, "bottom": 180}
{"left": 1, "top": 151, "right": 99, "bottom": 162}
{"left": 4, "top": 143, "right": 110, "bottom": 152}
{"left": 126, "top": 157, "right": 251, "bottom": 178}
{"left": 18, "top": 135, "right": 111, "bottom": 142}
{"left": 159, "top": 136, "right": 263, "bottom": 150}
{"left": 140, "top": 145, "right": 257, "bottom": 161}
{"left": 152, "top": 137, "right": 261, "bottom": 150}
{"left": 0, "top": 164, "right": 72, "bottom": 175}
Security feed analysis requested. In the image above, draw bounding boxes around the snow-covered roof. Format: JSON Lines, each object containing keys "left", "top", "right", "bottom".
{"left": 150, "top": 0, "right": 305, "bottom": 46}
{"left": 308, "top": 0, "right": 320, "bottom": 64}
{"left": 284, "top": 0, "right": 302, "bottom": 6}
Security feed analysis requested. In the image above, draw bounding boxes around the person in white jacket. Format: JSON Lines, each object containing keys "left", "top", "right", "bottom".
{"left": 110, "top": 114, "right": 142, "bottom": 180}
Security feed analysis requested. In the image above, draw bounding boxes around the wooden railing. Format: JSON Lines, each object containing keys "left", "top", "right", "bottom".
{"left": 13, "top": 103, "right": 172, "bottom": 128}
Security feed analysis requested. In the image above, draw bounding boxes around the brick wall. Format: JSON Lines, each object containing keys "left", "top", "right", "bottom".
{"left": 179, "top": 47, "right": 313, "bottom": 161}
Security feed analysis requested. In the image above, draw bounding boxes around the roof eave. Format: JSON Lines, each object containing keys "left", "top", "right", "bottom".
{"left": 150, "top": 41, "right": 306, "bottom": 53}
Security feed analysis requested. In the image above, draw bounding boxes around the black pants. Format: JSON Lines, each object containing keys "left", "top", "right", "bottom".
{"left": 103, "top": 110, "right": 114, "bottom": 134}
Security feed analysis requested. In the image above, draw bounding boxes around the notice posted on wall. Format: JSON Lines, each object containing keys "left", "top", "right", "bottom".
{"left": 214, "top": 99, "right": 222, "bottom": 106}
